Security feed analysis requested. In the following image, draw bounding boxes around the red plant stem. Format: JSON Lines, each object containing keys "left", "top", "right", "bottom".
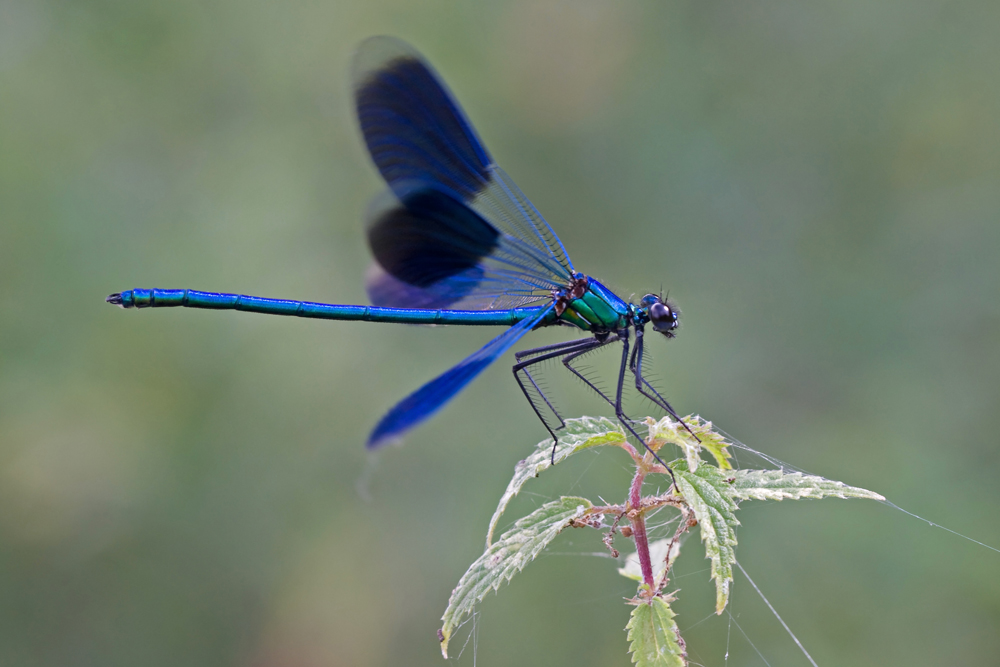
{"left": 629, "top": 467, "right": 655, "bottom": 589}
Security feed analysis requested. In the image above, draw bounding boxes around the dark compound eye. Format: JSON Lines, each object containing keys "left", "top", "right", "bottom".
{"left": 649, "top": 301, "right": 678, "bottom": 333}
{"left": 640, "top": 293, "right": 660, "bottom": 307}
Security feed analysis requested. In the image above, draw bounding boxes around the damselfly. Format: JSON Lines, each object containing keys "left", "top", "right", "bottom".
{"left": 107, "top": 37, "right": 694, "bottom": 462}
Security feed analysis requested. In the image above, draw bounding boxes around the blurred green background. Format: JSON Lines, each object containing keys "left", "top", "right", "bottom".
{"left": 2, "top": 0, "right": 999, "bottom": 665}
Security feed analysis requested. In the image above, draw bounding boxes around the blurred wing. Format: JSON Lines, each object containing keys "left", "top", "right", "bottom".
{"left": 364, "top": 183, "right": 569, "bottom": 309}
{"left": 367, "top": 304, "right": 554, "bottom": 448}
{"left": 353, "top": 36, "right": 575, "bottom": 309}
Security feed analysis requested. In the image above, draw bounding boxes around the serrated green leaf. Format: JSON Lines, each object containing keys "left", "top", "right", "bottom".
{"left": 619, "top": 538, "right": 681, "bottom": 582}
{"left": 693, "top": 422, "right": 734, "bottom": 470}
{"left": 626, "top": 597, "right": 687, "bottom": 666}
{"left": 646, "top": 416, "right": 733, "bottom": 471}
{"left": 672, "top": 463, "right": 739, "bottom": 613}
{"left": 441, "top": 496, "right": 593, "bottom": 658}
{"left": 727, "top": 469, "right": 885, "bottom": 502}
{"left": 646, "top": 416, "right": 702, "bottom": 472}
{"left": 486, "top": 417, "right": 625, "bottom": 547}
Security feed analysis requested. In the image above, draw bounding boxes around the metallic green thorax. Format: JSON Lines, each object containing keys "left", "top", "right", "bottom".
{"left": 558, "top": 276, "right": 631, "bottom": 333}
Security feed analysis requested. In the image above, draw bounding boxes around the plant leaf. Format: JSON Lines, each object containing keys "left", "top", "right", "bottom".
{"left": 626, "top": 597, "right": 687, "bottom": 666}
{"left": 671, "top": 463, "right": 739, "bottom": 613}
{"left": 440, "top": 496, "right": 594, "bottom": 658}
{"left": 646, "top": 416, "right": 733, "bottom": 471}
{"left": 692, "top": 420, "right": 734, "bottom": 470}
{"left": 619, "top": 538, "right": 681, "bottom": 583}
{"left": 486, "top": 417, "right": 625, "bottom": 547}
{"left": 727, "top": 469, "right": 885, "bottom": 502}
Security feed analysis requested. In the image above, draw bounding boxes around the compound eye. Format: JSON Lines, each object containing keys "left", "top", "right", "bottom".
{"left": 640, "top": 293, "right": 659, "bottom": 307}
{"left": 649, "top": 302, "right": 676, "bottom": 332}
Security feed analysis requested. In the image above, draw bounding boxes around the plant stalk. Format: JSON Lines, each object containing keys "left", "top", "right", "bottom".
{"left": 628, "top": 466, "right": 655, "bottom": 589}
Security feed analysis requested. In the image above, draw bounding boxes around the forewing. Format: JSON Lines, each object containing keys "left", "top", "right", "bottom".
{"left": 353, "top": 36, "right": 491, "bottom": 201}
{"left": 367, "top": 304, "right": 554, "bottom": 448}
{"left": 353, "top": 36, "right": 575, "bottom": 308}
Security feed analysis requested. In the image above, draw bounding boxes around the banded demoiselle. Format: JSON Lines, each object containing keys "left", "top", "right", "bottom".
{"left": 107, "top": 36, "right": 693, "bottom": 463}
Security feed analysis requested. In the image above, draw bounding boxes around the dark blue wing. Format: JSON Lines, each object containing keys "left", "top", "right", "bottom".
{"left": 353, "top": 37, "right": 575, "bottom": 309}
{"left": 367, "top": 304, "right": 554, "bottom": 448}
{"left": 365, "top": 182, "right": 497, "bottom": 309}
{"left": 363, "top": 183, "right": 570, "bottom": 309}
{"left": 353, "top": 37, "right": 491, "bottom": 201}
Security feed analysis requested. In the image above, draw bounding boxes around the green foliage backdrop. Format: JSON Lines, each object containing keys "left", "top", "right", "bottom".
{"left": 1, "top": 1, "right": 998, "bottom": 665}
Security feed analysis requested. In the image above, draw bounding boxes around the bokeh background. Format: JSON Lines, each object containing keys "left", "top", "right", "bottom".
{"left": 3, "top": 0, "right": 999, "bottom": 665}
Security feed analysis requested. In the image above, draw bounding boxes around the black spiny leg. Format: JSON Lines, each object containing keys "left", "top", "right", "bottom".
{"left": 561, "top": 334, "right": 622, "bottom": 409}
{"left": 612, "top": 330, "right": 677, "bottom": 487}
{"left": 513, "top": 337, "right": 607, "bottom": 463}
{"left": 630, "top": 326, "right": 700, "bottom": 441}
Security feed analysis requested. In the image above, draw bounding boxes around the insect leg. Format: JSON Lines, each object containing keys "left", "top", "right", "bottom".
{"left": 631, "top": 326, "right": 699, "bottom": 441}
{"left": 561, "top": 334, "right": 622, "bottom": 408}
{"left": 614, "top": 330, "right": 676, "bottom": 486}
{"left": 513, "top": 337, "right": 604, "bottom": 462}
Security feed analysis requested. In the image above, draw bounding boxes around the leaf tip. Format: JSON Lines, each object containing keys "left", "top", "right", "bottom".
{"left": 438, "top": 628, "right": 450, "bottom": 658}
